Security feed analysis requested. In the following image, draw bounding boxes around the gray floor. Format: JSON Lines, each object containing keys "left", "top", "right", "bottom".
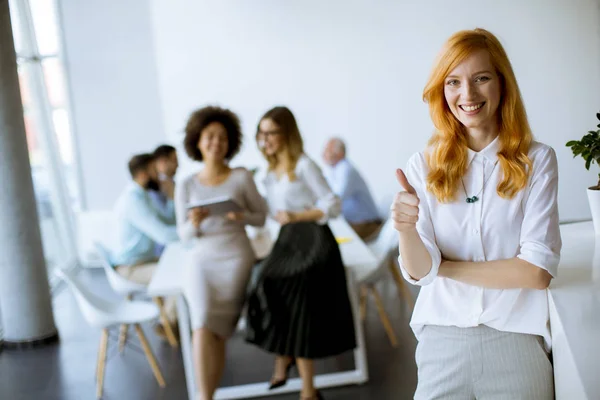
{"left": 0, "top": 269, "right": 418, "bottom": 400}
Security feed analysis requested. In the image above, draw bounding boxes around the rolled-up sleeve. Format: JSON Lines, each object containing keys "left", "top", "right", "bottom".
{"left": 397, "top": 153, "right": 442, "bottom": 286}
{"left": 517, "top": 147, "right": 561, "bottom": 277}
{"left": 302, "top": 157, "right": 341, "bottom": 224}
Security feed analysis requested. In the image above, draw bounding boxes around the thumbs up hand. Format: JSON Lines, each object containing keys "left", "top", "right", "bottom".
{"left": 391, "top": 169, "right": 421, "bottom": 232}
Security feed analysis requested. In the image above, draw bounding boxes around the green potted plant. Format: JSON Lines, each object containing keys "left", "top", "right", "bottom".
{"left": 566, "top": 111, "right": 600, "bottom": 233}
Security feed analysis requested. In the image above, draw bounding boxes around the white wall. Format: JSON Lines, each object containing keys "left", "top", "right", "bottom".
{"left": 150, "top": 0, "right": 600, "bottom": 222}
{"left": 59, "top": 0, "right": 166, "bottom": 209}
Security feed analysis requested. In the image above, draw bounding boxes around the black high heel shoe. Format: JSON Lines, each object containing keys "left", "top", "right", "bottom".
{"left": 268, "top": 359, "right": 296, "bottom": 390}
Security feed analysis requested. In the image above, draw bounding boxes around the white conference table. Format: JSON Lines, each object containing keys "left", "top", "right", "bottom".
{"left": 148, "top": 218, "right": 378, "bottom": 400}
{"left": 548, "top": 221, "right": 600, "bottom": 400}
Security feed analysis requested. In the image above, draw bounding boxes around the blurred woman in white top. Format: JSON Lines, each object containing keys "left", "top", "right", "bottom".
{"left": 246, "top": 106, "right": 356, "bottom": 400}
{"left": 392, "top": 28, "right": 561, "bottom": 399}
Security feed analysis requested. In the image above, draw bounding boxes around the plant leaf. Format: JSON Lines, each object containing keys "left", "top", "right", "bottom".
{"left": 572, "top": 144, "right": 584, "bottom": 156}
{"left": 568, "top": 113, "right": 600, "bottom": 169}
{"left": 586, "top": 157, "right": 592, "bottom": 170}
{"left": 582, "top": 152, "right": 591, "bottom": 163}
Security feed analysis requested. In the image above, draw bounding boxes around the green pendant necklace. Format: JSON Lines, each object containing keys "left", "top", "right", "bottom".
{"left": 461, "top": 161, "right": 498, "bottom": 204}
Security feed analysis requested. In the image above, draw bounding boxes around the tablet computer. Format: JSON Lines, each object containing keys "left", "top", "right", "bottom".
{"left": 186, "top": 196, "right": 243, "bottom": 215}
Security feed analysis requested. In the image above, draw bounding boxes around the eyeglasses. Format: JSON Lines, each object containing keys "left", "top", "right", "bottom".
{"left": 257, "top": 130, "right": 281, "bottom": 137}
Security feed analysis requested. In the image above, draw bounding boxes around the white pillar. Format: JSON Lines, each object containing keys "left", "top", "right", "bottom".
{"left": 0, "top": 0, "right": 58, "bottom": 344}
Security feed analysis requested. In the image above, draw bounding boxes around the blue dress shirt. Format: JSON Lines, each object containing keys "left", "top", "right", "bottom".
{"left": 323, "top": 159, "right": 381, "bottom": 224}
{"left": 112, "top": 183, "right": 179, "bottom": 266}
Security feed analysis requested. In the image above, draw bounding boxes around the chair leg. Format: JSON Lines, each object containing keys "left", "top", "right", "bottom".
{"left": 134, "top": 324, "right": 166, "bottom": 387}
{"left": 369, "top": 286, "right": 398, "bottom": 348}
{"left": 359, "top": 286, "right": 368, "bottom": 321}
{"left": 96, "top": 329, "right": 109, "bottom": 399}
{"left": 118, "top": 324, "right": 128, "bottom": 353}
{"left": 388, "top": 258, "right": 415, "bottom": 311}
{"left": 153, "top": 297, "right": 179, "bottom": 347}
{"left": 118, "top": 295, "right": 133, "bottom": 353}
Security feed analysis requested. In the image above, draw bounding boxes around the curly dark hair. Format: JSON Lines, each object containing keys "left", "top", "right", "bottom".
{"left": 183, "top": 106, "right": 243, "bottom": 161}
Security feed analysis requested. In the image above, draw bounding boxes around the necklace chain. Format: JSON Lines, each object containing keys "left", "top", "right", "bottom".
{"left": 461, "top": 161, "right": 498, "bottom": 204}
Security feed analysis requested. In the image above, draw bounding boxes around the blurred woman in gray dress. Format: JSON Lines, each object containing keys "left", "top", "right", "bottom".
{"left": 175, "top": 106, "right": 267, "bottom": 400}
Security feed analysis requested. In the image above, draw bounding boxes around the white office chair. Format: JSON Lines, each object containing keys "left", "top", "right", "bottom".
{"left": 93, "top": 243, "right": 179, "bottom": 349}
{"left": 359, "top": 218, "right": 415, "bottom": 347}
{"left": 94, "top": 243, "right": 147, "bottom": 296}
{"left": 56, "top": 268, "right": 166, "bottom": 399}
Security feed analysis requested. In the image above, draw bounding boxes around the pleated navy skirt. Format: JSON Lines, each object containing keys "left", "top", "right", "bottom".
{"left": 245, "top": 222, "right": 357, "bottom": 359}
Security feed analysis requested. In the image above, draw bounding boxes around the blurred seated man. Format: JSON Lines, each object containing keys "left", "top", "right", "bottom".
{"left": 323, "top": 138, "right": 382, "bottom": 240}
{"left": 149, "top": 144, "right": 179, "bottom": 255}
{"left": 112, "top": 153, "right": 179, "bottom": 331}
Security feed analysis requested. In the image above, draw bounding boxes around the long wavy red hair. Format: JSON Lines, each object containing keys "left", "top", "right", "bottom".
{"left": 422, "top": 28, "right": 533, "bottom": 202}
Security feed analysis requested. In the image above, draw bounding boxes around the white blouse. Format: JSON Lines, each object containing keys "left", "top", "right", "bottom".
{"left": 263, "top": 154, "right": 341, "bottom": 224}
{"left": 398, "top": 137, "right": 562, "bottom": 350}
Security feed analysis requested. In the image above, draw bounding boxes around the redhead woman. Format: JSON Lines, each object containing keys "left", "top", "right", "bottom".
{"left": 392, "top": 29, "right": 561, "bottom": 399}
